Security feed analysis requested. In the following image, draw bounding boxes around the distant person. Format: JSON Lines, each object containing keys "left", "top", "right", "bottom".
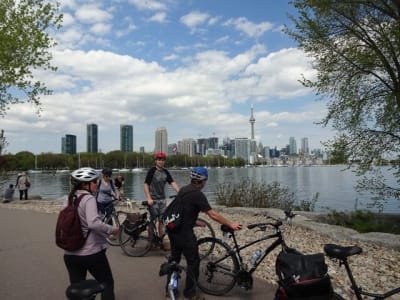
{"left": 166, "top": 167, "right": 242, "bottom": 299}
{"left": 114, "top": 175, "right": 125, "bottom": 201}
{"left": 144, "top": 152, "right": 179, "bottom": 239}
{"left": 3, "top": 184, "right": 15, "bottom": 203}
{"left": 96, "top": 168, "right": 118, "bottom": 215}
{"left": 63, "top": 167, "right": 118, "bottom": 300}
{"left": 16, "top": 172, "right": 30, "bottom": 200}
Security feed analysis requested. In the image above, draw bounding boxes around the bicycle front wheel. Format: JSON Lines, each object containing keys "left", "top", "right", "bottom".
{"left": 119, "top": 228, "right": 152, "bottom": 257}
{"left": 194, "top": 217, "right": 215, "bottom": 240}
{"left": 105, "top": 211, "right": 129, "bottom": 246}
{"left": 197, "top": 237, "right": 239, "bottom": 296}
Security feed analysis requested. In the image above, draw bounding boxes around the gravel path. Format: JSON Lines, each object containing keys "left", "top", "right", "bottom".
{"left": 2, "top": 200, "right": 399, "bottom": 299}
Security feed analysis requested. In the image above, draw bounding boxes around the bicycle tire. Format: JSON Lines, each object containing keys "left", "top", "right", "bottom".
{"left": 194, "top": 217, "right": 215, "bottom": 240}
{"left": 197, "top": 237, "right": 239, "bottom": 296}
{"left": 119, "top": 229, "right": 152, "bottom": 257}
{"left": 332, "top": 292, "right": 345, "bottom": 300}
{"left": 105, "top": 211, "right": 130, "bottom": 246}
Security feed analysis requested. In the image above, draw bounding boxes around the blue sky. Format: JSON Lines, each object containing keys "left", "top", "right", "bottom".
{"left": 3, "top": 0, "right": 333, "bottom": 154}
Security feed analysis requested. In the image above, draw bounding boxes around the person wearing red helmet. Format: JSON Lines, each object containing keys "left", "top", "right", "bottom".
{"left": 144, "top": 151, "right": 180, "bottom": 239}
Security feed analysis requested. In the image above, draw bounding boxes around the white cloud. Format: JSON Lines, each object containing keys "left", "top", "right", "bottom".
{"left": 149, "top": 12, "right": 167, "bottom": 23}
{"left": 180, "top": 11, "right": 210, "bottom": 29}
{"left": 90, "top": 23, "right": 112, "bottom": 35}
{"left": 224, "top": 17, "right": 274, "bottom": 38}
{"left": 75, "top": 4, "right": 113, "bottom": 24}
{"left": 129, "top": 0, "right": 167, "bottom": 11}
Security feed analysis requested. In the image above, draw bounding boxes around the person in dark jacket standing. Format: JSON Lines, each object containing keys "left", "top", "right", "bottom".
{"left": 144, "top": 152, "right": 179, "bottom": 238}
{"left": 166, "top": 167, "right": 242, "bottom": 300}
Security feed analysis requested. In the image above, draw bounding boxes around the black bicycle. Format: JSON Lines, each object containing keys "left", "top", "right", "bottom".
{"left": 119, "top": 200, "right": 215, "bottom": 257}
{"left": 100, "top": 199, "right": 130, "bottom": 246}
{"left": 197, "top": 211, "right": 296, "bottom": 296}
{"left": 324, "top": 243, "right": 400, "bottom": 299}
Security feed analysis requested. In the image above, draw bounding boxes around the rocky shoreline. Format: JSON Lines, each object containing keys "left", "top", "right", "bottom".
{"left": 1, "top": 200, "right": 399, "bottom": 299}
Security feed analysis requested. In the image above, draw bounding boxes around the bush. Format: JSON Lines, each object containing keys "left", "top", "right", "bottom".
{"left": 215, "top": 180, "right": 317, "bottom": 211}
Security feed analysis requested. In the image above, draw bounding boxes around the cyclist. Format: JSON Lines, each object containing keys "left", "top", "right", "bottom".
{"left": 166, "top": 167, "right": 242, "bottom": 300}
{"left": 63, "top": 167, "right": 118, "bottom": 300}
{"left": 97, "top": 168, "right": 118, "bottom": 216}
{"left": 144, "top": 152, "right": 179, "bottom": 240}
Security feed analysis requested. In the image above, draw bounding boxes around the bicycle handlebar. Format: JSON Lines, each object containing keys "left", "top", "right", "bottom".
{"left": 247, "top": 221, "right": 283, "bottom": 230}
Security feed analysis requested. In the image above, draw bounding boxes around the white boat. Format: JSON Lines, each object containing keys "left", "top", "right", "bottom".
{"left": 132, "top": 168, "right": 144, "bottom": 173}
{"left": 119, "top": 168, "right": 131, "bottom": 173}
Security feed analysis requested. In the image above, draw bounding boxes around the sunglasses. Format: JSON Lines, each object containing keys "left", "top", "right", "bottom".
{"left": 156, "top": 158, "right": 166, "bottom": 161}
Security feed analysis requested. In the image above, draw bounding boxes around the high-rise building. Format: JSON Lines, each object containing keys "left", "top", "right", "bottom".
{"left": 300, "top": 137, "right": 309, "bottom": 155}
{"left": 120, "top": 124, "right": 133, "bottom": 152}
{"left": 289, "top": 137, "right": 297, "bottom": 155}
{"left": 155, "top": 127, "right": 168, "bottom": 153}
{"left": 87, "top": 123, "right": 98, "bottom": 153}
{"left": 62, "top": 134, "right": 77, "bottom": 154}
{"left": 180, "top": 138, "right": 196, "bottom": 157}
{"left": 249, "top": 105, "right": 255, "bottom": 140}
{"left": 234, "top": 138, "right": 250, "bottom": 161}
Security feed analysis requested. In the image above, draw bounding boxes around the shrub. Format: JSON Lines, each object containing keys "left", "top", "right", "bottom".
{"left": 215, "top": 180, "right": 317, "bottom": 211}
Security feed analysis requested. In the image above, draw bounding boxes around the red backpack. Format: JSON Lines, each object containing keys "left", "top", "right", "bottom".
{"left": 55, "top": 193, "right": 90, "bottom": 251}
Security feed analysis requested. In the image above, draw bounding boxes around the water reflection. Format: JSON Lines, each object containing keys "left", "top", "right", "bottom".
{"left": 1, "top": 166, "right": 398, "bottom": 213}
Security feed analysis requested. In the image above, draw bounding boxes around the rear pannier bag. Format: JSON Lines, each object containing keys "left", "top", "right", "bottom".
{"left": 122, "top": 212, "right": 147, "bottom": 238}
{"left": 275, "top": 250, "right": 333, "bottom": 299}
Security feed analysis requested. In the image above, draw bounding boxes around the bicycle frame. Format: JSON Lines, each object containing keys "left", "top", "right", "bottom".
{"left": 324, "top": 244, "right": 400, "bottom": 300}
{"left": 227, "top": 226, "right": 286, "bottom": 275}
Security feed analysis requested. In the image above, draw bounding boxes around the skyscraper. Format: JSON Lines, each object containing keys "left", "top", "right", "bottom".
{"left": 120, "top": 124, "right": 133, "bottom": 152}
{"left": 235, "top": 137, "right": 250, "bottom": 161}
{"left": 289, "top": 137, "right": 297, "bottom": 155}
{"left": 249, "top": 105, "right": 256, "bottom": 140}
{"left": 155, "top": 127, "right": 168, "bottom": 153}
{"left": 62, "top": 134, "right": 77, "bottom": 154}
{"left": 87, "top": 123, "right": 98, "bottom": 153}
{"left": 301, "top": 137, "right": 309, "bottom": 155}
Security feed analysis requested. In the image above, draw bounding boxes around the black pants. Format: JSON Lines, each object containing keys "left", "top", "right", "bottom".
{"left": 168, "top": 229, "right": 199, "bottom": 298}
{"left": 19, "top": 189, "right": 27, "bottom": 200}
{"left": 64, "top": 249, "right": 115, "bottom": 300}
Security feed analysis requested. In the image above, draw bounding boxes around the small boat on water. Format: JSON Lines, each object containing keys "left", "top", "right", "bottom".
{"left": 131, "top": 168, "right": 144, "bottom": 173}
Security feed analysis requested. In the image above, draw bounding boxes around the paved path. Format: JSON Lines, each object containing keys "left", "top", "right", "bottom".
{"left": 0, "top": 207, "right": 276, "bottom": 299}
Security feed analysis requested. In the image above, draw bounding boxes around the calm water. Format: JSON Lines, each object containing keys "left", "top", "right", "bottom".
{"left": 1, "top": 166, "right": 399, "bottom": 213}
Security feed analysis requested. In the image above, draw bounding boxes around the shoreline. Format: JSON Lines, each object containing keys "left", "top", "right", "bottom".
{"left": 1, "top": 200, "right": 399, "bottom": 299}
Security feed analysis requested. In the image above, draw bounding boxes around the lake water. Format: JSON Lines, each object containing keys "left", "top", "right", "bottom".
{"left": 1, "top": 166, "right": 399, "bottom": 213}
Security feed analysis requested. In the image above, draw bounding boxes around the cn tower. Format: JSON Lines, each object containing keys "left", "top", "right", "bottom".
{"left": 249, "top": 105, "right": 255, "bottom": 139}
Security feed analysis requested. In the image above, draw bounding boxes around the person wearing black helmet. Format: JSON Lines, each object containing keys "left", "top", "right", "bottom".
{"left": 63, "top": 167, "right": 119, "bottom": 300}
{"left": 97, "top": 168, "right": 118, "bottom": 215}
{"left": 166, "top": 167, "right": 242, "bottom": 300}
{"left": 144, "top": 152, "right": 180, "bottom": 239}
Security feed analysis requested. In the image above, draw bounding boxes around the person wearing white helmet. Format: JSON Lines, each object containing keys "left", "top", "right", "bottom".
{"left": 63, "top": 167, "right": 119, "bottom": 300}
{"left": 166, "top": 167, "right": 242, "bottom": 300}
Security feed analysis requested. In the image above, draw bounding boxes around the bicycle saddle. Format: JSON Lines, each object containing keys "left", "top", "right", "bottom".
{"left": 66, "top": 279, "right": 104, "bottom": 300}
{"left": 323, "top": 244, "right": 362, "bottom": 260}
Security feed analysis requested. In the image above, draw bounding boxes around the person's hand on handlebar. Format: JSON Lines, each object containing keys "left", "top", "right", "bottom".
{"left": 229, "top": 222, "right": 242, "bottom": 231}
{"left": 147, "top": 198, "right": 154, "bottom": 206}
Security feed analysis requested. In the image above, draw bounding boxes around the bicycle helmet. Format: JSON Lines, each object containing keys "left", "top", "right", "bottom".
{"left": 102, "top": 167, "right": 112, "bottom": 176}
{"left": 190, "top": 167, "right": 208, "bottom": 181}
{"left": 71, "top": 167, "right": 99, "bottom": 183}
{"left": 155, "top": 152, "right": 167, "bottom": 159}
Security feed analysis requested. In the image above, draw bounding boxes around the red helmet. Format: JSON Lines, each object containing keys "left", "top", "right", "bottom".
{"left": 155, "top": 151, "right": 167, "bottom": 159}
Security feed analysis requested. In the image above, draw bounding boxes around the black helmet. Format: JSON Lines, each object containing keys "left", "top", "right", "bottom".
{"left": 102, "top": 168, "right": 112, "bottom": 176}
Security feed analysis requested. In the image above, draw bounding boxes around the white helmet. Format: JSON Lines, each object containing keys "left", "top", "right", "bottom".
{"left": 71, "top": 167, "right": 99, "bottom": 183}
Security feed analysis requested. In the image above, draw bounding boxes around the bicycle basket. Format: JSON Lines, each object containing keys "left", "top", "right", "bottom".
{"left": 123, "top": 212, "right": 147, "bottom": 238}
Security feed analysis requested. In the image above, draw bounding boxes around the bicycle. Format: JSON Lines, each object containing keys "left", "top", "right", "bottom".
{"left": 65, "top": 279, "right": 104, "bottom": 300}
{"left": 119, "top": 200, "right": 216, "bottom": 257}
{"left": 99, "top": 199, "right": 130, "bottom": 246}
{"left": 324, "top": 243, "right": 400, "bottom": 300}
{"left": 196, "top": 210, "right": 296, "bottom": 296}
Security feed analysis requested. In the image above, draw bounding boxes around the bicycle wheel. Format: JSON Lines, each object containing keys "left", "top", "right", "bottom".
{"left": 194, "top": 217, "right": 215, "bottom": 240}
{"left": 197, "top": 237, "right": 239, "bottom": 296}
{"left": 105, "top": 211, "right": 129, "bottom": 246}
{"left": 332, "top": 292, "right": 345, "bottom": 300}
{"left": 119, "top": 228, "right": 152, "bottom": 257}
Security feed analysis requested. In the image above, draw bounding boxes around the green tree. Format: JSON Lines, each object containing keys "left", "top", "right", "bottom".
{"left": 0, "top": 0, "right": 62, "bottom": 116}
{"left": 328, "top": 136, "right": 350, "bottom": 164}
{"left": 286, "top": 0, "right": 400, "bottom": 206}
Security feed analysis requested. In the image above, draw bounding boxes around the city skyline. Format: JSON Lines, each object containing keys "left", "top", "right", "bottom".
{"left": 2, "top": 1, "right": 335, "bottom": 155}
